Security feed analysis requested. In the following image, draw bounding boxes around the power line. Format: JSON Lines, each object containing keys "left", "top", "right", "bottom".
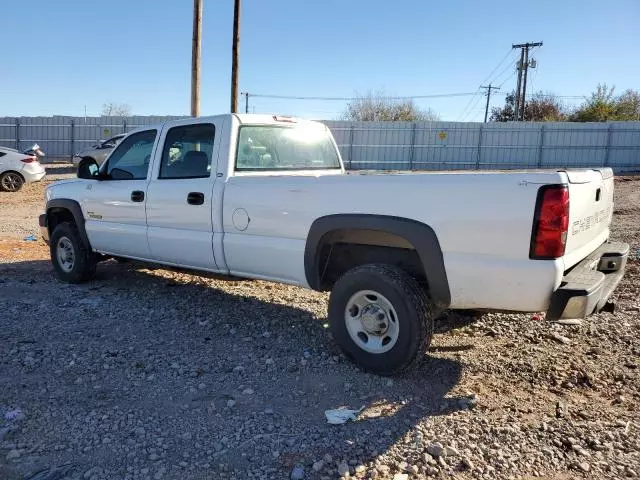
{"left": 491, "top": 54, "right": 518, "bottom": 89}
{"left": 247, "top": 92, "right": 480, "bottom": 101}
{"left": 457, "top": 90, "right": 483, "bottom": 121}
{"left": 479, "top": 49, "right": 517, "bottom": 86}
{"left": 461, "top": 92, "right": 485, "bottom": 122}
{"left": 497, "top": 70, "right": 516, "bottom": 89}
{"left": 458, "top": 48, "right": 518, "bottom": 121}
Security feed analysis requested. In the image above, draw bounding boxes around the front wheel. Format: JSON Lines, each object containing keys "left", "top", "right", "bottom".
{"left": 50, "top": 222, "right": 97, "bottom": 283}
{"left": 328, "top": 264, "right": 435, "bottom": 376}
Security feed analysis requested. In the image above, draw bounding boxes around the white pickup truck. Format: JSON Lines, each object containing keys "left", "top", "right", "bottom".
{"left": 39, "top": 114, "right": 629, "bottom": 375}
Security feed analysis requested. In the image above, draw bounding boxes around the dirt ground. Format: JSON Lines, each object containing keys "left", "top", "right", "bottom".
{"left": 0, "top": 167, "right": 638, "bottom": 480}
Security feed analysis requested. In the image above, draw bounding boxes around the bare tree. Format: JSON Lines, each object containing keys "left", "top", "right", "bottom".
{"left": 342, "top": 91, "right": 439, "bottom": 121}
{"left": 490, "top": 91, "right": 567, "bottom": 122}
{"left": 102, "top": 102, "right": 132, "bottom": 117}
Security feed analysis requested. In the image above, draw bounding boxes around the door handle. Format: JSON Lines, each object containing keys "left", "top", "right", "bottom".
{"left": 187, "top": 192, "right": 205, "bottom": 205}
{"left": 131, "top": 190, "right": 145, "bottom": 202}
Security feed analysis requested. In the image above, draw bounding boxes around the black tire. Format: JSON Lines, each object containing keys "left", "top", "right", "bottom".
{"left": 328, "top": 264, "right": 435, "bottom": 376}
{"left": 50, "top": 221, "right": 97, "bottom": 283}
{"left": 0, "top": 171, "right": 24, "bottom": 192}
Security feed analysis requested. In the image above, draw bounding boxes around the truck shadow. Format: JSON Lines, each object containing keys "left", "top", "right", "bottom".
{"left": 1, "top": 258, "right": 469, "bottom": 477}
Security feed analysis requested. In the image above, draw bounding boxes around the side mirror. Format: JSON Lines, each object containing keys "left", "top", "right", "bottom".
{"left": 77, "top": 160, "right": 100, "bottom": 179}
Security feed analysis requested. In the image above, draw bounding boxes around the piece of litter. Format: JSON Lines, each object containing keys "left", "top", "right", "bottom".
{"left": 548, "top": 332, "right": 571, "bottom": 345}
{"left": 23, "top": 235, "right": 37, "bottom": 242}
{"left": 324, "top": 406, "right": 364, "bottom": 424}
{"left": 290, "top": 464, "right": 305, "bottom": 480}
{"left": 556, "top": 319, "right": 583, "bottom": 326}
{"left": 4, "top": 408, "right": 24, "bottom": 421}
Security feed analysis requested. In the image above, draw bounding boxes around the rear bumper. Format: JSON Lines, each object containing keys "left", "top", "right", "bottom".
{"left": 547, "top": 241, "right": 629, "bottom": 321}
{"left": 21, "top": 164, "right": 46, "bottom": 183}
{"left": 39, "top": 214, "right": 49, "bottom": 244}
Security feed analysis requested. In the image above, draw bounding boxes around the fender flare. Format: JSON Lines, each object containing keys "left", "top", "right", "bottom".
{"left": 46, "top": 199, "right": 91, "bottom": 250}
{"left": 304, "top": 214, "right": 451, "bottom": 308}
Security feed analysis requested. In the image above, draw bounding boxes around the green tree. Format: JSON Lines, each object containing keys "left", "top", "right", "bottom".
{"left": 614, "top": 89, "right": 640, "bottom": 120}
{"left": 342, "top": 91, "right": 439, "bottom": 121}
{"left": 569, "top": 84, "right": 617, "bottom": 122}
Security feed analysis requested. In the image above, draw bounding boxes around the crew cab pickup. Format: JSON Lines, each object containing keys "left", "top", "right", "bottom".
{"left": 39, "top": 114, "right": 629, "bottom": 375}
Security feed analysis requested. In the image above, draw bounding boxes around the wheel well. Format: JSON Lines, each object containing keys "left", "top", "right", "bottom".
{"left": 47, "top": 207, "right": 75, "bottom": 234}
{"left": 315, "top": 229, "right": 427, "bottom": 290}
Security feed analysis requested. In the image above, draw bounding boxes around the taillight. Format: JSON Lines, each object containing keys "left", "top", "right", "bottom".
{"left": 21, "top": 156, "right": 36, "bottom": 163}
{"left": 530, "top": 185, "right": 570, "bottom": 259}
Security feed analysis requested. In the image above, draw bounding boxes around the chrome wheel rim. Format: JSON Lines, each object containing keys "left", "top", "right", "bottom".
{"left": 344, "top": 290, "right": 399, "bottom": 354}
{"left": 56, "top": 236, "right": 75, "bottom": 273}
{"left": 1, "top": 173, "right": 22, "bottom": 191}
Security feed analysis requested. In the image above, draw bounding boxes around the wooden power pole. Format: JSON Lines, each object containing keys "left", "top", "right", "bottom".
{"left": 481, "top": 84, "right": 500, "bottom": 123}
{"left": 230, "top": 0, "right": 241, "bottom": 113}
{"left": 512, "top": 41, "right": 543, "bottom": 121}
{"left": 191, "top": 0, "right": 203, "bottom": 117}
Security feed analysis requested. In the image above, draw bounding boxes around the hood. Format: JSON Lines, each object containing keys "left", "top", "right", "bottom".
{"left": 45, "top": 178, "right": 88, "bottom": 203}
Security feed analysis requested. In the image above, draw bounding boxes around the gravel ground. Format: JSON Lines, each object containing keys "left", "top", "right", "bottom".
{"left": 0, "top": 169, "right": 639, "bottom": 480}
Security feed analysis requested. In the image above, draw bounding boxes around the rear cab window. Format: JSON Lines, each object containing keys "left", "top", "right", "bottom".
{"left": 235, "top": 124, "right": 341, "bottom": 171}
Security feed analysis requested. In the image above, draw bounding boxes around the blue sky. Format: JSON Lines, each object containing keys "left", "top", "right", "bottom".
{"left": 1, "top": 0, "right": 638, "bottom": 121}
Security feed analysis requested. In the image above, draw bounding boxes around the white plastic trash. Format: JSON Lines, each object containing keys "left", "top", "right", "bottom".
{"left": 324, "top": 406, "right": 364, "bottom": 424}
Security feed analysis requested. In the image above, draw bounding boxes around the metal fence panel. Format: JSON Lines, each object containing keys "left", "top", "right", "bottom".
{"left": 1, "top": 117, "right": 638, "bottom": 171}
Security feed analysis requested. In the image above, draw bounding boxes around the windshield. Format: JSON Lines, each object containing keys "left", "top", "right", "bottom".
{"left": 235, "top": 125, "right": 341, "bottom": 171}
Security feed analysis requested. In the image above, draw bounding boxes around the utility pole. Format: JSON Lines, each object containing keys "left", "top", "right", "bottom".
{"left": 520, "top": 47, "right": 530, "bottom": 120}
{"left": 512, "top": 41, "right": 542, "bottom": 121}
{"left": 241, "top": 92, "right": 249, "bottom": 113}
{"left": 230, "top": 0, "right": 241, "bottom": 113}
{"left": 513, "top": 49, "right": 525, "bottom": 121}
{"left": 481, "top": 84, "right": 500, "bottom": 122}
{"left": 191, "top": 0, "right": 203, "bottom": 117}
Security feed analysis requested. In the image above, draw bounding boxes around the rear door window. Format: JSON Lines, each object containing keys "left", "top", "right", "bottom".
{"left": 158, "top": 123, "right": 215, "bottom": 179}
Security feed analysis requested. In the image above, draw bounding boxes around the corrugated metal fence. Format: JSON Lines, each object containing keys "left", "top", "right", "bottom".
{"left": 0, "top": 116, "right": 185, "bottom": 160}
{"left": 1, "top": 116, "right": 639, "bottom": 171}
{"left": 324, "top": 121, "right": 640, "bottom": 171}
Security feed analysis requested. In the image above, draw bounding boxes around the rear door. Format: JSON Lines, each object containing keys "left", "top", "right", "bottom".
{"left": 145, "top": 119, "right": 221, "bottom": 270}
{"left": 563, "top": 168, "right": 614, "bottom": 268}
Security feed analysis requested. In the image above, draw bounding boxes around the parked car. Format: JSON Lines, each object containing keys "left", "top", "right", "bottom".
{"left": 72, "top": 134, "right": 125, "bottom": 168}
{"left": 39, "top": 114, "right": 629, "bottom": 375}
{"left": 0, "top": 144, "right": 46, "bottom": 192}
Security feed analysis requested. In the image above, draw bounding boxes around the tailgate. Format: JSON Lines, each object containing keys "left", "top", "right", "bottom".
{"left": 563, "top": 168, "right": 614, "bottom": 269}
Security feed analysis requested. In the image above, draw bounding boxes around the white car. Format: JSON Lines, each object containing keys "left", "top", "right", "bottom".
{"left": 0, "top": 145, "right": 46, "bottom": 192}
{"left": 39, "top": 114, "right": 629, "bottom": 375}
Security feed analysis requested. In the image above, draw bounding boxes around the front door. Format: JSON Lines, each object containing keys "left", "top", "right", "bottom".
{"left": 82, "top": 129, "right": 158, "bottom": 259}
{"left": 145, "top": 120, "right": 220, "bottom": 270}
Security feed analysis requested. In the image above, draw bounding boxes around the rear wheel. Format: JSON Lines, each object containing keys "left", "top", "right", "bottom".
{"left": 328, "top": 264, "right": 435, "bottom": 375}
{"left": 0, "top": 172, "right": 24, "bottom": 192}
{"left": 50, "top": 222, "right": 97, "bottom": 283}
